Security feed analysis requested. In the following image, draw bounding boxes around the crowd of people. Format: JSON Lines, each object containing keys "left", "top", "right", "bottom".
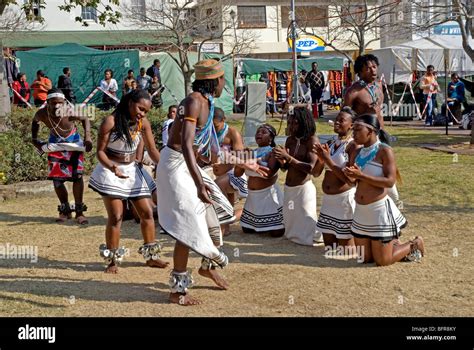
{"left": 10, "top": 58, "right": 164, "bottom": 111}
{"left": 418, "top": 66, "right": 467, "bottom": 126}
{"left": 29, "top": 54, "right": 425, "bottom": 306}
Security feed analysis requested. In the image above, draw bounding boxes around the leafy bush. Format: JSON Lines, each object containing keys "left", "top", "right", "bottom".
{"left": 0, "top": 106, "right": 167, "bottom": 184}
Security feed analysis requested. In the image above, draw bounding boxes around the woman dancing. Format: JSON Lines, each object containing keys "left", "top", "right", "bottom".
{"left": 89, "top": 89, "right": 169, "bottom": 273}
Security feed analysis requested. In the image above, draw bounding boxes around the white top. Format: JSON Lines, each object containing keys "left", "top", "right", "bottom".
{"left": 162, "top": 119, "right": 174, "bottom": 145}
{"left": 100, "top": 78, "right": 118, "bottom": 93}
{"left": 325, "top": 138, "right": 352, "bottom": 170}
{"left": 107, "top": 131, "right": 141, "bottom": 155}
{"left": 362, "top": 161, "right": 384, "bottom": 177}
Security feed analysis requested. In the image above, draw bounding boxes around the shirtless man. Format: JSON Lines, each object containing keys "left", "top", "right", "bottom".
{"left": 212, "top": 107, "right": 247, "bottom": 236}
{"left": 32, "top": 88, "right": 92, "bottom": 224}
{"left": 156, "top": 59, "right": 267, "bottom": 305}
{"left": 344, "top": 54, "right": 385, "bottom": 129}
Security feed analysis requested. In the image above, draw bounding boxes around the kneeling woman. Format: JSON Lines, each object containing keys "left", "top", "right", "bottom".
{"left": 240, "top": 124, "right": 285, "bottom": 237}
{"left": 274, "top": 106, "right": 321, "bottom": 246}
{"left": 89, "top": 89, "right": 169, "bottom": 273}
{"left": 343, "top": 114, "right": 424, "bottom": 266}
{"left": 313, "top": 107, "right": 359, "bottom": 249}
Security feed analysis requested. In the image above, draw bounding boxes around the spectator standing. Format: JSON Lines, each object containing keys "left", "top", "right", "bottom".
{"left": 99, "top": 69, "right": 119, "bottom": 110}
{"left": 11, "top": 72, "right": 30, "bottom": 107}
{"left": 3, "top": 47, "right": 18, "bottom": 88}
{"left": 136, "top": 67, "right": 152, "bottom": 90}
{"left": 122, "top": 69, "right": 134, "bottom": 96}
{"left": 161, "top": 105, "right": 177, "bottom": 145}
{"left": 57, "top": 67, "right": 76, "bottom": 103}
{"left": 146, "top": 59, "right": 161, "bottom": 83}
{"left": 31, "top": 70, "right": 52, "bottom": 107}
{"left": 420, "top": 65, "right": 438, "bottom": 126}
{"left": 148, "top": 75, "right": 163, "bottom": 109}
{"left": 305, "top": 62, "right": 325, "bottom": 119}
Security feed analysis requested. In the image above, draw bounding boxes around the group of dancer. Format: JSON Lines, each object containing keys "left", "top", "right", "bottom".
{"left": 31, "top": 55, "right": 424, "bottom": 306}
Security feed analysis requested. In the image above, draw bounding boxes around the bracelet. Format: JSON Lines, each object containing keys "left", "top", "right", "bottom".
{"left": 288, "top": 157, "right": 293, "bottom": 164}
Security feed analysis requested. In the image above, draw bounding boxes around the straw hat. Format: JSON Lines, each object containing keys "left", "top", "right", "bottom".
{"left": 194, "top": 59, "right": 224, "bottom": 80}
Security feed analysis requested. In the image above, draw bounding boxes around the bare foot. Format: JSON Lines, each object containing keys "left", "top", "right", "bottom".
{"left": 413, "top": 236, "right": 425, "bottom": 256}
{"left": 169, "top": 292, "right": 201, "bottom": 306}
{"left": 55, "top": 213, "right": 71, "bottom": 223}
{"left": 146, "top": 259, "right": 170, "bottom": 268}
{"left": 198, "top": 267, "right": 229, "bottom": 290}
{"left": 223, "top": 225, "right": 232, "bottom": 237}
{"left": 105, "top": 263, "right": 118, "bottom": 273}
{"left": 76, "top": 215, "right": 88, "bottom": 225}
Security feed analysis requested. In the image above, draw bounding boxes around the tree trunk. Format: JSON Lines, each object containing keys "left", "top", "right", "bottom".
{"left": 0, "top": 42, "right": 11, "bottom": 131}
{"left": 184, "top": 71, "right": 193, "bottom": 96}
{"left": 358, "top": 28, "right": 365, "bottom": 56}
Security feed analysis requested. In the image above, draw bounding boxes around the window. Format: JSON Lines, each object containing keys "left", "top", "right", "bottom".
{"left": 237, "top": 6, "right": 266, "bottom": 29}
{"left": 340, "top": 5, "right": 367, "bottom": 27}
{"left": 81, "top": 6, "right": 97, "bottom": 22}
{"left": 205, "top": 8, "right": 219, "bottom": 31}
{"left": 281, "top": 6, "right": 328, "bottom": 28}
{"left": 131, "top": 0, "right": 146, "bottom": 21}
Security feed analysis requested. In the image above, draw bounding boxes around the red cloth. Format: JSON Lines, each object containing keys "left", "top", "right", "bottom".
{"left": 12, "top": 80, "right": 30, "bottom": 105}
{"left": 47, "top": 151, "right": 84, "bottom": 180}
{"left": 312, "top": 104, "right": 319, "bottom": 119}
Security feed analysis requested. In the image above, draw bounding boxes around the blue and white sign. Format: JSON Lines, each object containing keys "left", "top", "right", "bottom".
{"left": 434, "top": 22, "right": 461, "bottom": 35}
{"left": 288, "top": 35, "right": 325, "bottom": 52}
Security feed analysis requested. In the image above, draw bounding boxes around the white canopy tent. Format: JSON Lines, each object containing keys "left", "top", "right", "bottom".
{"left": 372, "top": 35, "right": 474, "bottom": 84}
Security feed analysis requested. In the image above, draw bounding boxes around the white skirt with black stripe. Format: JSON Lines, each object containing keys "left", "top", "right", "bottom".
{"left": 228, "top": 169, "right": 248, "bottom": 198}
{"left": 351, "top": 195, "right": 407, "bottom": 243}
{"left": 89, "top": 162, "right": 156, "bottom": 199}
{"left": 316, "top": 187, "right": 356, "bottom": 240}
{"left": 240, "top": 183, "right": 284, "bottom": 232}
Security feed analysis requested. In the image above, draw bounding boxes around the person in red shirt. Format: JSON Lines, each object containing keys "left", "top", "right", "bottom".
{"left": 31, "top": 70, "right": 52, "bottom": 107}
{"left": 12, "top": 72, "right": 30, "bottom": 108}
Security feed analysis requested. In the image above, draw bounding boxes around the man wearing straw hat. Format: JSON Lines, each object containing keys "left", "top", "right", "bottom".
{"left": 156, "top": 59, "right": 266, "bottom": 305}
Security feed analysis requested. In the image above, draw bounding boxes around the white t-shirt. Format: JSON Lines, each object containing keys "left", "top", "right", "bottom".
{"left": 162, "top": 119, "right": 174, "bottom": 145}
{"left": 100, "top": 78, "right": 118, "bottom": 93}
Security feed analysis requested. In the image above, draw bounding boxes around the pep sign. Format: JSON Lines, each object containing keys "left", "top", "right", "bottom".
{"left": 288, "top": 36, "right": 325, "bottom": 52}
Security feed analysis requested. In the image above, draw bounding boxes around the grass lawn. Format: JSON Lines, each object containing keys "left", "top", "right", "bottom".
{"left": 0, "top": 120, "right": 472, "bottom": 316}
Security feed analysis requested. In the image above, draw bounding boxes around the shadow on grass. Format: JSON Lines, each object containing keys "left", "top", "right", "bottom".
{"left": 0, "top": 255, "right": 175, "bottom": 273}
{"left": 0, "top": 293, "right": 67, "bottom": 309}
{"left": 0, "top": 275, "right": 170, "bottom": 304}
{"left": 0, "top": 212, "right": 105, "bottom": 228}
{"left": 223, "top": 230, "right": 370, "bottom": 269}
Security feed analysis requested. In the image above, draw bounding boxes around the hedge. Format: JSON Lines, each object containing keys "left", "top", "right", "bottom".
{"left": 0, "top": 106, "right": 167, "bottom": 184}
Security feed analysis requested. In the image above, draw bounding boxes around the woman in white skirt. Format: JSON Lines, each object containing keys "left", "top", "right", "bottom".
{"left": 343, "top": 114, "right": 425, "bottom": 266}
{"left": 313, "top": 107, "right": 359, "bottom": 250}
{"left": 89, "top": 89, "right": 169, "bottom": 273}
{"left": 274, "top": 106, "right": 321, "bottom": 246}
{"left": 240, "top": 124, "right": 285, "bottom": 237}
